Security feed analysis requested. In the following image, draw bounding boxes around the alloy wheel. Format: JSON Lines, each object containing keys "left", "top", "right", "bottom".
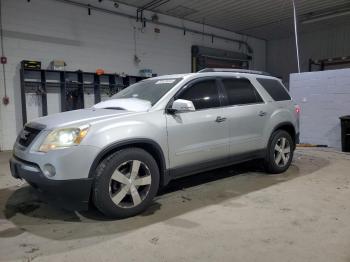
{"left": 109, "top": 160, "right": 152, "bottom": 208}
{"left": 274, "top": 137, "right": 291, "bottom": 167}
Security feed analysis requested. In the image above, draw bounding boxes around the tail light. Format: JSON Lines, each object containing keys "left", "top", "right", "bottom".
{"left": 295, "top": 104, "right": 301, "bottom": 115}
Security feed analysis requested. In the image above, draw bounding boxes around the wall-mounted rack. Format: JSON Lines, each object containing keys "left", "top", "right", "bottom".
{"left": 20, "top": 67, "right": 147, "bottom": 126}
{"left": 309, "top": 56, "right": 350, "bottom": 71}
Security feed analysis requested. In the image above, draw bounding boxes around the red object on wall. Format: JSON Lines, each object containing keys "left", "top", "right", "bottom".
{"left": 0, "top": 56, "right": 7, "bottom": 64}
{"left": 96, "top": 68, "right": 105, "bottom": 75}
{"left": 2, "top": 96, "right": 9, "bottom": 105}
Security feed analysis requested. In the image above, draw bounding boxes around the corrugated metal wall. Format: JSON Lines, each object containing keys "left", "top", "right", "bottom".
{"left": 267, "top": 23, "right": 350, "bottom": 84}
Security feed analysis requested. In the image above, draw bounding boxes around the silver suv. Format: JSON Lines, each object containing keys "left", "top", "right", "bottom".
{"left": 10, "top": 68, "right": 300, "bottom": 218}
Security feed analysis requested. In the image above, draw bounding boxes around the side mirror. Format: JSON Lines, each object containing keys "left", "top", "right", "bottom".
{"left": 168, "top": 99, "right": 195, "bottom": 114}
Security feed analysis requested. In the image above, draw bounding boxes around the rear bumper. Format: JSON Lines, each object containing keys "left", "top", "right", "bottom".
{"left": 9, "top": 156, "right": 93, "bottom": 211}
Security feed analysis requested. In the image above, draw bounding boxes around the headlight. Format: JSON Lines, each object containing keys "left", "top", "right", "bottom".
{"left": 38, "top": 126, "right": 90, "bottom": 152}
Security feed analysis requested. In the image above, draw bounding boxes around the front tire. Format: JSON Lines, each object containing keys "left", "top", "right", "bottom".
{"left": 93, "top": 148, "right": 159, "bottom": 218}
{"left": 264, "top": 130, "right": 294, "bottom": 174}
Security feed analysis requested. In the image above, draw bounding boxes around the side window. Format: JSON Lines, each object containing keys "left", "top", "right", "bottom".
{"left": 256, "top": 78, "right": 291, "bottom": 101}
{"left": 221, "top": 78, "right": 263, "bottom": 106}
{"left": 177, "top": 79, "right": 220, "bottom": 110}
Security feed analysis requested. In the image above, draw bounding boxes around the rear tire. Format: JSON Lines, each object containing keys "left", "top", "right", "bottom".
{"left": 264, "top": 130, "right": 294, "bottom": 174}
{"left": 93, "top": 148, "right": 159, "bottom": 218}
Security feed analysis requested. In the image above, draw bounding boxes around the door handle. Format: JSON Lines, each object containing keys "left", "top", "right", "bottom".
{"left": 215, "top": 116, "right": 227, "bottom": 123}
{"left": 258, "top": 111, "right": 266, "bottom": 117}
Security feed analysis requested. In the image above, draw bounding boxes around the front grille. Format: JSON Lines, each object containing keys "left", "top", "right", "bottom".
{"left": 18, "top": 126, "right": 42, "bottom": 147}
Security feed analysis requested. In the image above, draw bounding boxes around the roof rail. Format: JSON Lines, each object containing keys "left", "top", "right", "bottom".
{"left": 198, "top": 68, "right": 271, "bottom": 76}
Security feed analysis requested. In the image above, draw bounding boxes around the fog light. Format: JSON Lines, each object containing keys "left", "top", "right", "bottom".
{"left": 43, "top": 164, "right": 56, "bottom": 177}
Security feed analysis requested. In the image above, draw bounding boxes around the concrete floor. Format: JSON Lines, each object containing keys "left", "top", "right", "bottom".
{"left": 0, "top": 148, "right": 350, "bottom": 262}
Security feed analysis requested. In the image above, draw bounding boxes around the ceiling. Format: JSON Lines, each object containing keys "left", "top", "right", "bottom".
{"left": 115, "top": 0, "right": 350, "bottom": 40}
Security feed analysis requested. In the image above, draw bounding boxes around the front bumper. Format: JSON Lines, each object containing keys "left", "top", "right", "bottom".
{"left": 10, "top": 156, "right": 93, "bottom": 211}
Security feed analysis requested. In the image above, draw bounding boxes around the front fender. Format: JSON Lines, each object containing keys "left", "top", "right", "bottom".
{"left": 83, "top": 110, "right": 169, "bottom": 177}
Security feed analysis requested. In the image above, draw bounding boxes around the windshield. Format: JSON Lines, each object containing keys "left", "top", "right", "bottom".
{"left": 111, "top": 78, "right": 182, "bottom": 106}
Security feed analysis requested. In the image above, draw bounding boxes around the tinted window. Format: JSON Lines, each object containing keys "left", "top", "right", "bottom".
{"left": 177, "top": 79, "right": 220, "bottom": 110}
{"left": 221, "top": 78, "right": 263, "bottom": 106}
{"left": 257, "top": 78, "right": 291, "bottom": 101}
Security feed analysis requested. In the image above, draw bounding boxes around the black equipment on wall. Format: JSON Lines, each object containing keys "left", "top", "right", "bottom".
{"left": 21, "top": 60, "right": 41, "bottom": 70}
{"left": 340, "top": 116, "right": 350, "bottom": 153}
{"left": 309, "top": 56, "right": 350, "bottom": 71}
{"left": 20, "top": 65, "right": 147, "bottom": 126}
{"left": 191, "top": 45, "right": 252, "bottom": 72}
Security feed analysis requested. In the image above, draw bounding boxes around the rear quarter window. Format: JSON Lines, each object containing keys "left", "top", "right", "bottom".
{"left": 257, "top": 78, "right": 291, "bottom": 101}
{"left": 221, "top": 78, "right": 263, "bottom": 106}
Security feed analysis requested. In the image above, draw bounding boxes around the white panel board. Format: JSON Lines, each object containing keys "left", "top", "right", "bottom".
{"left": 290, "top": 68, "right": 350, "bottom": 149}
{"left": 25, "top": 94, "right": 42, "bottom": 122}
{"left": 47, "top": 93, "right": 61, "bottom": 115}
{"left": 84, "top": 94, "right": 95, "bottom": 108}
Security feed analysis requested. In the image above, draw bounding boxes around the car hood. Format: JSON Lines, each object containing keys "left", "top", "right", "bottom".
{"left": 93, "top": 98, "right": 152, "bottom": 111}
{"left": 30, "top": 98, "right": 152, "bottom": 129}
{"left": 31, "top": 108, "right": 134, "bottom": 129}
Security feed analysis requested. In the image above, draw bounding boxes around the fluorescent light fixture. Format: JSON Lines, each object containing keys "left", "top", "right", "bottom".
{"left": 302, "top": 10, "right": 350, "bottom": 24}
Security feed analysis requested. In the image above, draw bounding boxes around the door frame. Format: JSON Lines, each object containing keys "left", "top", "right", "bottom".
{"left": 164, "top": 76, "right": 229, "bottom": 177}
{"left": 165, "top": 76, "right": 226, "bottom": 111}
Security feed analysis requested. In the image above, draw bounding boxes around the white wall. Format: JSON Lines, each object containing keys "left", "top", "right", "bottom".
{"left": 0, "top": 0, "right": 266, "bottom": 150}
{"left": 267, "top": 23, "right": 350, "bottom": 84}
{"left": 290, "top": 68, "right": 350, "bottom": 149}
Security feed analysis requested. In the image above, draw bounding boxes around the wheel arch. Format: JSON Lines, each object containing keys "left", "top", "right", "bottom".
{"left": 270, "top": 122, "right": 296, "bottom": 149}
{"left": 89, "top": 139, "right": 168, "bottom": 186}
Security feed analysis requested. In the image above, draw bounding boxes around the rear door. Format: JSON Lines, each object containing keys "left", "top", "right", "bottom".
{"left": 219, "top": 76, "right": 268, "bottom": 155}
{"left": 166, "top": 77, "right": 229, "bottom": 173}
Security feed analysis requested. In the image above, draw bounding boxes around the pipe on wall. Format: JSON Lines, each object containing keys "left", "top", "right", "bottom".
{"left": 292, "top": 0, "right": 301, "bottom": 73}
{"left": 52, "top": 0, "right": 254, "bottom": 54}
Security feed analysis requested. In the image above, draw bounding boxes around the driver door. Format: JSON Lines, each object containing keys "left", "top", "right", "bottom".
{"left": 165, "top": 78, "right": 229, "bottom": 176}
